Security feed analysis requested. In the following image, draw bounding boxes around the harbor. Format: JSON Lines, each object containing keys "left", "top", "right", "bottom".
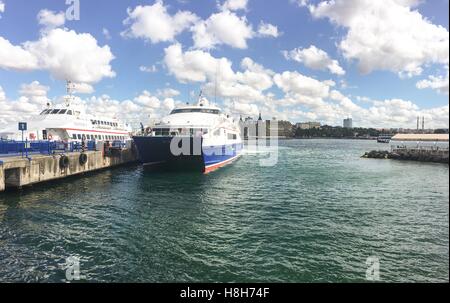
{"left": 0, "top": 0, "right": 449, "bottom": 288}
{"left": 0, "top": 139, "right": 448, "bottom": 282}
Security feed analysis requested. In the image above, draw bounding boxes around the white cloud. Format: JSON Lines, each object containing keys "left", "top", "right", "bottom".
{"left": 0, "top": 37, "right": 39, "bottom": 71}
{"left": 19, "top": 81, "right": 49, "bottom": 98}
{"left": 283, "top": 45, "right": 345, "bottom": 75}
{"left": 257, "top": 22, "right": 280, "bottom": 38}
{"left": 192, "top": 10, "right": 254, "bottom": 49}
{"left": 416, "top": 67, "right": 449, "bottom": 95}
{"left": 236, "top": 57, "right": 274, "bottom": 91}
{"left": 0, "top": 82, "right": 51, "bottom": 127}
{"left": 37, "top": 9, "right": 65, "bottom": 31}
{"left": 306, "top": 0, "right": 449, "bottom": 77}
{"left": 329, "top": 89, "right": 360, "bottom": 112}
{"left": 102, "top": 28, "right": 112, "bottom": 40}
{"left": 162, "top": 98, "right": 176, "bottom": 111}
{"left": 133, "top": 90, "right": 161, "bottom": 108}
{"left": 164, "top": 44, "right": 273, "bottom": 102}
{"left": 224, "top": 99, "right": 260, "bottom": 116}
{"left": 18, "top": 81, "right": 51, "bottom": 106}
{"left": 164, "top": 43, "right": 235, "bottom": 83}
{"left": 274, "top": 71, "right": 333, "bottom": 101}
{"left": 72, "top": 82, "right": 95, "bottom": 94}
{"left": 25, "top": 28, "right": 115, "bottom": 84}
{"left": 122, "top": 1, "right": 199, "bottom": 43}
{"left": 157, "top": 88, "right": 180, "bottom": 98}
{"left": 0, "top": 28, "right": 116, "bottom": 86}
{"left": 0, "top": 1, "right": 5, "bottom": 16}
{"left": 139, "top": 65, "right": 158, "bottom": 73}
{"left": 0, "top": 85, "right": 5, "bottom": 102}
{"left": 219, "top": 0, "right": 248, "bottom": 12}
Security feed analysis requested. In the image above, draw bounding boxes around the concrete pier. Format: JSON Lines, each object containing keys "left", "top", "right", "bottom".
{"left": 0, "top": 148, "right": 137, "bottom": 192}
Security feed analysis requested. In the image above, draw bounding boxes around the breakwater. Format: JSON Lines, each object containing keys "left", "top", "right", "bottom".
{"left": 362, "top": 148, "right": 449, "bottom": 164}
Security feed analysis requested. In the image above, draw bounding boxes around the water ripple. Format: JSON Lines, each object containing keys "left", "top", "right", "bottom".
{"left": 0, "top": 139, "right": 448, "bottom": 282}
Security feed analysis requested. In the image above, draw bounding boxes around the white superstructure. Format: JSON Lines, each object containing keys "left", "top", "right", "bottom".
{"left": 0, "top": 81, "right": 132, "bottom": 142}
{"left": 133, "top": 94, "right": 243, "bottom": 173}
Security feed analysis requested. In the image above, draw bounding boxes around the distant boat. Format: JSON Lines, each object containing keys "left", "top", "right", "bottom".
{"left": 133, "top": 94, "right": 243, "bottom": 173}
{"left": 377, "top": 135, "right": 392, "bottom": 143}
{"left": 0, "top": 81, "right": 132, "bottom": 142}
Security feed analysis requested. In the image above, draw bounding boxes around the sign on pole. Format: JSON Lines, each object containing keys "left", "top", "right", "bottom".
{"left": 18, "top": 122, "right": 27, "bottom": 131}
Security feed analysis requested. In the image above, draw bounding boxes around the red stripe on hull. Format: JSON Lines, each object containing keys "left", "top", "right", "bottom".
{"left": 203, "top": 155, "right": 240, "bottom": 174}
{"left": 64, "top": 128, "right": 129, "bottom": 135}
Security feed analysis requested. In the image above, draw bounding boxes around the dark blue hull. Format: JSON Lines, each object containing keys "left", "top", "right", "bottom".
{"left": 133, "top": 136, "right": 242, "bottom": 173}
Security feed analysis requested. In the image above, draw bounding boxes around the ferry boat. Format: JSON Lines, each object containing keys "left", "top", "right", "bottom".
{"left": 377, "top": 135, "right": 392, "bottom": 143}
{"left": 133, "top": 94, "right": 243, "bottom": 173}
{"left": 0, "top": 81, "right": 132, "bottom": 142}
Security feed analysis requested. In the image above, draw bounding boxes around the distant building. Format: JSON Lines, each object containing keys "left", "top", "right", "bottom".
{"left": 296, "top": 122, "right": 321, "bottom": 130}
{"left": 343, "top": 118, "right": 353, "bottom": 129}
{"left": 239, "top": 114, "right": 294, "bottom": 139}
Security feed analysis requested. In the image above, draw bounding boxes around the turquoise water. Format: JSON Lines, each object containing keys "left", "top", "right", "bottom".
{"left": 0, "top": 139, "right": 448, "bottom": 282}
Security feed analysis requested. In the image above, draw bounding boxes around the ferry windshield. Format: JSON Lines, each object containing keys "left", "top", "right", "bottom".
{"left": 170, "top": 108, "right": 220, "bottom": 115}
{"left": 40, "top": 109, "right": 73, "bottom": 115}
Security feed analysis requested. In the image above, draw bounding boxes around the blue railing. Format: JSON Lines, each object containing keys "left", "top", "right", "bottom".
{"left": 0, "top": 139, "right": 98, "bottom": 157}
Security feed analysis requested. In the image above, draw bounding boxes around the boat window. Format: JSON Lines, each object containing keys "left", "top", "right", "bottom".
{"left": 51, "top": 109, "right": 60, "bottom": 114}
{"left": 170, "top": 108, "right": 220, "bottom": 115}
{"left": 67, "top": 110, "right": 73, "bottom": 115}
{"left": 227, "top": 133, "right": 237, "bottom": 140}
{"left": 58, "top": 109, "right": 67, "bottom": 114}
{"left": 154, "top": 128, "right": 170, "bottom": 136}
{"left": 213, "top": 129, "right": 221, "bottom": 136}
{"left": 72, "top": 134, "right": 77, "bottom": 139}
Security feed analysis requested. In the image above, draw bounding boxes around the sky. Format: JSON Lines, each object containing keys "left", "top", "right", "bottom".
{"left": 0, "top": 0, "right": 449, "bottom": 129}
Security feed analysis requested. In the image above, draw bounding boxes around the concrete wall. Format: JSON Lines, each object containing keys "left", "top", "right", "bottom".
{"left": 0, "top": 148, "right": 137, "bottom": 191}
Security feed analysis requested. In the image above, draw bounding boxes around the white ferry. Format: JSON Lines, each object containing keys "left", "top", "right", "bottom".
{"left": 0, "top": 81, "right": 132, "bottom": 142}
{"left": 133, "top": 94, "right": 243, "bottom": 173}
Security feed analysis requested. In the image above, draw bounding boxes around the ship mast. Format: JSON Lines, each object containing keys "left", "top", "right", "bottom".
{"left": 64, "top": 80, "right": 76, "bottom": 107}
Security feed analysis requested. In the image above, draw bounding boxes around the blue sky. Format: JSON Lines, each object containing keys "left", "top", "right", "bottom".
{"left": 0, "top": 0, "right": 449, "bottom": 128}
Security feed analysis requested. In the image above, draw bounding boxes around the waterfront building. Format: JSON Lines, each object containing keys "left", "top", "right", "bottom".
{"left": 296, "top": 122, "right": 321, "bottom": 130}
{"left": 343, "top": 118, "right": 353, "bottom": 129}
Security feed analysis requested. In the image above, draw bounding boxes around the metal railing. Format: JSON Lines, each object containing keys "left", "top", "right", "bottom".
{"left": 0, "top": 139, "right": 97, "bottom": 157}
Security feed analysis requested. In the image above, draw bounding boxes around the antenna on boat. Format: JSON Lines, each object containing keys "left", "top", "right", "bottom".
{"left": 64, "top": 80, "right": 76, "bottom": 107}
{"left": 214, "top": 63, "right": 220, "bottom": 104}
